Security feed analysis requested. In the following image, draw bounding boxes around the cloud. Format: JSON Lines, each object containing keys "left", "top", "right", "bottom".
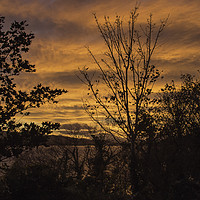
{"left": 161, "top": 23, "right": 200, "bottom": 47}
{"left": 15, "top": 69, "right": 105, "bottom": 91}
{"left": 60, "top": 123, "right": 92, "bottom": 130}
{"left": 1, "top": 0, "right": 200, "bottom": 126}
{"left": 28, "top": 18, "right": 96, "bottom": 44}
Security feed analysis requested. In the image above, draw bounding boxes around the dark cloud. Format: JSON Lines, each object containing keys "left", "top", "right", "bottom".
{"left": 152, "top": 57, "right": 200, "bottom": 72}
{"left": 60, "top": 105, "right": 83, "bottom": 110}
{"left": 15, "top": 69, "right": 105, "bottom": 90}
{"left": 14, "top": 71, "right": 81, "bottom": 90}
{"left": 28, "top": 17, "right": 96, "bottom": 43}
{"left": 59, "top": 123, "right": 95, "bottom": 135}
{"left": 22, "top": 104, "right": 86, "bottom": 124}
{"left": 161, "top": 22, "right": 200, "bottom": 47}
{"left": 59, "top": 98, "right": 83, "bottom": 102}
{"left": 0, "top": 0, "right": 98, "bottom": 44}
{"left": 51, "top": 0, "right": 129, "bottom": 12}
{"left": 54, "top": 0, "right": 100, "bottom": 8}
{"left": 60, "top": 123, "right": 92, "bottom": 130}
{"left": 47, "top": 71, "right": 82, "bottom": 86}
{"left": 50, "top": 69, "right": 103, "bottom": 86}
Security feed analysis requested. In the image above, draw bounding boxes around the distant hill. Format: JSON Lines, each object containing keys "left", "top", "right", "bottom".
{"left": 46, "top": 134, "right": 120, "bottom": 146}
{"left": 47, "top": 135, "right": 94, "bottom": 146}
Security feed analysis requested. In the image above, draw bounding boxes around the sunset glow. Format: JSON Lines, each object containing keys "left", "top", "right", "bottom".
{"left": 1, "top": 0, "right": 200, "bottom": 128}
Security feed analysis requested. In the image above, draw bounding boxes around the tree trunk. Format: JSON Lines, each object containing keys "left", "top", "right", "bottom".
{"left": 129, "top": 142, "right": 140, "bottom": 199}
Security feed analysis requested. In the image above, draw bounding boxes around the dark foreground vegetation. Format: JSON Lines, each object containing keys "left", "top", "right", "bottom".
{"left": 0, "top": 8, "right": 200, "bottom": 200}
{"left": 1, "top": 129, "right": 200, "bottom": 200}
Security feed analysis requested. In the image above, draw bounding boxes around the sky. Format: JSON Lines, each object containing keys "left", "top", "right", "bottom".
{"left": 0, "top": 0, "right": 200, "bottom": 132}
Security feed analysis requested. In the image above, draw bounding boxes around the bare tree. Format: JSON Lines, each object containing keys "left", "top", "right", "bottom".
{"left": 80, "top": 7, "right": 168, "bottom": 198}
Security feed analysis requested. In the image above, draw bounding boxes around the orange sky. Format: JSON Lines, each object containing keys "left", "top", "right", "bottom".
{"left": 1, "top": 0, "right": 200, "bottom": 131}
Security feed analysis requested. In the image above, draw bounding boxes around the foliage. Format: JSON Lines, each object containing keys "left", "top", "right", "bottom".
{"left": 0, "top": 16, "right": 67, "bottom": 161}
{"left": 158, "top": 73, "right": 200, "bottom": 138}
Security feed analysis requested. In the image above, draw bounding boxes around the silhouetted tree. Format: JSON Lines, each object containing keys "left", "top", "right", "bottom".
{"left": 0, "top": 16, "right": 67, "bottom": 162}
{"left": 158, "top": 73, "right": 200, "bottom": 138}
{"left": 79, "top": 7, "right": 167, "bottom": 198}
{"left": 86, "top": 134, "right": 116, "bottom": 192}
{"left": 141, "top": 73, "right": 200, "bottom": 199}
